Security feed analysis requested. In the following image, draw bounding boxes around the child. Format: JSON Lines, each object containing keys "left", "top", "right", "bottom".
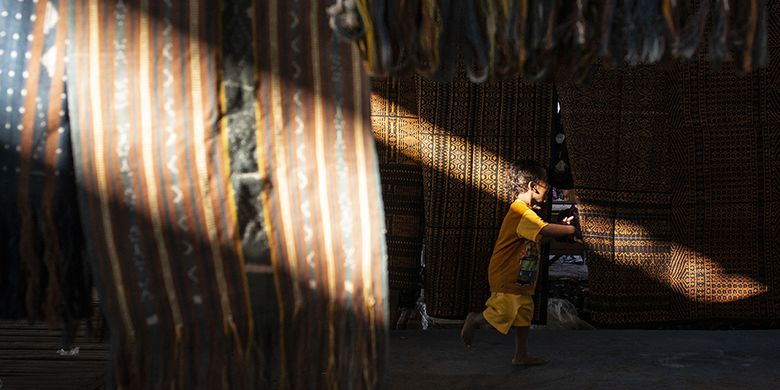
{"left": 460, "top": 160, "right": 578, "bottom": 366}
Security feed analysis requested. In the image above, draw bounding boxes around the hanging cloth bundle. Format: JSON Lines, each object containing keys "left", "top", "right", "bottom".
{"left": 416, "top": 0, "right": 462, "bottom": 80}
{"left": 330, "top": 0, "right": 769, "bottom": 82}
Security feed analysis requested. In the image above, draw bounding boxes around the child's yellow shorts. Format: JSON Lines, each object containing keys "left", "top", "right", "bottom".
{"left": 482, "top": 292, "right": 534, "bottom": 334}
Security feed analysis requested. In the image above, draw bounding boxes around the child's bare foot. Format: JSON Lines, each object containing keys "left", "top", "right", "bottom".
{"left": 512, "top": 356, "right": 548, "bottom": 366}
{"left": 460, "top": 312, "right": 480, "bottom": 347}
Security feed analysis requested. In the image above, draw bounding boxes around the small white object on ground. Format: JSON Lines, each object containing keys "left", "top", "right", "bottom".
{"left": 56, "top": 346, "right": 79, "bottom": 356}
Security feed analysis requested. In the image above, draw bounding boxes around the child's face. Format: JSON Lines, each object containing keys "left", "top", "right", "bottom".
{"left": 530, "top": 181, "right": 549, "bottom": 207}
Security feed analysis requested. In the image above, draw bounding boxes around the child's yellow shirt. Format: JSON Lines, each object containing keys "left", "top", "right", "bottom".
{"left": 487, "top": 200, "right": 548, "bottom": 296}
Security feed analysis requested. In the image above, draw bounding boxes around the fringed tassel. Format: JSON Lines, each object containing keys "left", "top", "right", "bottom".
{"left": 466, "top": 0, "right": 530, "bottom": 79}
{"left": 542, "top": 0, "right": 560, "bottom": 52}
{"left": 484, "top": 0, "right": 501, "bottom": 78}
{"left": 660, "top": 0, "right": 682, "bottom": 59}
{"left": 462, "top": 0, "right": 489, "bottom": 83}
{"left": 572, "top": 0, "right": 588, "bottom": 49}
{"left": 728, "top": 0, "right": 767, "bottom": 73}
{"left": 742, "top": 0, "right": 759, "bottom": 72}
{"left": 523, "top": 0, "right": 555, "bottom": 81}
{"left": 580, "top": 1, "right": 602, "bottom": 81}
{"left": 416, "top": 0, "right": 441, "bottom": 77}
{"left": 545, "top": 0, "right": 599, "bottom": 83}
{"left": 599, "top": 0, "right": 618, "bottom": 64}
{"left": 517, "top": 0, "right": 529, "bottom": 74}
{"left": 492, "top": 0, "right": 519, "bottom": 79}
{"left": 752, "top": 0, "right": 767, "bottom": 69}
{"left": 369, "top": 0, "right": 394, "bottom": 74}
{"left": 638, "top": 0, "right": 666, "bottom": 64}
{"left": 354, "top": 0, "right": 385, "bottom": 75}
{"left": 710, "top": 0, "right": 731, "bottom": 65}
{"left": 416, "top": 0, "right": 460, "bottom": 81}
{"left": 334, "top": 0, "right": 769, "bottom": 80}
{"left": 385, "top": 0, "right": 421, "bottom": 73}
{"left": 677, "top": 0, "right": 710, "bottom": 59}
{"left": 622, "top": 0, "right": 641, "bottom": 64}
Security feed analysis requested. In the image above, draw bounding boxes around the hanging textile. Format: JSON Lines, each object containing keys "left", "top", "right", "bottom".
{"left": 666, "top": 16, "right": 779, "bottom": 322}
{"left": 558, "top": 1, "right": 780, "bottom": 325}
{"left": 0, "top": 0, "right": 90, "bottom": 324}
{"left": 558, "top": 65, "right": 677, "bottom": 325}
{"left": 417, "top": 73, "right": 554, "bottom": 319}
{"left": 65, "top": 1, "right": 387, "bottom": 389}
{"left": 330, "top": 0, "right": 768, "bottom": 82}
{"left": 371, "top": 77, "right": 424, "bottom": 293}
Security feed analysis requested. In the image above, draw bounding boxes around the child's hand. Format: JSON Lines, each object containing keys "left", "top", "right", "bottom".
{"left": 561, "top": 216, "right": 574, "bottom": 225}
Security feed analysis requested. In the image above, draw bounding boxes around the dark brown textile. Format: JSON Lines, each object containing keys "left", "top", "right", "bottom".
{"left": 557, "top": 2, "right": 780, "bottom": 325}
{"left": 333, "top": 0, "right": 768, "bottom": 81}
{"left": 417, "top": 75, "right": 553, "bottom": 318}
{"left": 370, "top": 73, "right": 554, "bottom": 320}
{"left": 371, "top": 78, "right": 425, "bottom": 292}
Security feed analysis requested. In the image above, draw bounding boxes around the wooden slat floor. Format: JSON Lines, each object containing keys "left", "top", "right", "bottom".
{"left": 0, "top": 320, "right": 109, "bottom": 389}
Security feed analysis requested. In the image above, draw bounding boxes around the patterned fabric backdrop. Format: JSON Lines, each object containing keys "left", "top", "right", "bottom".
{"left": 0, "top": 0, "right": 90, "bottom": 324}
{"left": 419, "top": 75, "right": 553, "bottom": 319}
{"left": 558, "top": 65, "right": 676, "bottom": 325}
{"left": 65, "top": 0, "right": 387, "bottom": 388}
{"left": 667, "top": 10, "right": 780, "bottom": 322}
{"left": 371, "top": 78, "right": 424, "bottom": 293}
{"left": 558, "top": 2, "right": 780, "bottom": 325}
{"left": 370, "top": 74, "right": 554, "bottom": 320}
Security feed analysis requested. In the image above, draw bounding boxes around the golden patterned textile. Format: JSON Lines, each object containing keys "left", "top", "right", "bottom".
{"left": 371, "top": 78, "right": 424, "bottom": 292}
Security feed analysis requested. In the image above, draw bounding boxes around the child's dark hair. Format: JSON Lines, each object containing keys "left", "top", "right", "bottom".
{"left": 508, "top": 160, "right": 547, "bottom": 196}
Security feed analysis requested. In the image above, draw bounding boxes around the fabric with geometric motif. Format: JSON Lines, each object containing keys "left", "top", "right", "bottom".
{"left": 417, "top": 72, "right": 553, "bottom": 319}
{"left": 557, "top": 2, "right": 780, "bottom": 325}
{"left": 371, "top": 77, "right": 424, "bottom": 291}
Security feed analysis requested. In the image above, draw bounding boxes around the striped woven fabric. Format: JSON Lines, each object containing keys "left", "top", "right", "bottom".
{"left": 65, "top": 0, "right": 386, "bottom": 388}
{"left": 0, "top": 0, "right": 90, "bottom": 324}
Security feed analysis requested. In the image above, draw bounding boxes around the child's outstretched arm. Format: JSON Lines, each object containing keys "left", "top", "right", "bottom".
{"left": 538, "top": 215, "right": 582, "bottom": 243}
{"left": 538, "top": 223, "right": 577, "bottom": 240}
